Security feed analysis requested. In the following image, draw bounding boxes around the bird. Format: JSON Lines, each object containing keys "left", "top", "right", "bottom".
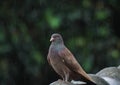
{"left": 47, "top": 33, "right": 96, "bottom": 85}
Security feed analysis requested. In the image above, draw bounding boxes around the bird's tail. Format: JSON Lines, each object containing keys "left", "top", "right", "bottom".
{"left": 70, "top": 72, "right": 96, "bottom": 85}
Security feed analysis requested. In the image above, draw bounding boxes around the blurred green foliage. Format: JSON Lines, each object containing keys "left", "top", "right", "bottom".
{"left": 0, "top": 0, "right": 120, "bottom": 85}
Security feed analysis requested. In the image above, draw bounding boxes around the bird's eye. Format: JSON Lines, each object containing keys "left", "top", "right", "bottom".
{"left": 54, "top": 36, "right": 59, "bottom": 38}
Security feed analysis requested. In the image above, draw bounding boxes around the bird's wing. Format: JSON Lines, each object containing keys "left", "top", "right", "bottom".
{"left": 58, "top": 47, "right": 83, "bottom": 73}
{"left": 58, "top": 47, "right": 93, "bottom": 81}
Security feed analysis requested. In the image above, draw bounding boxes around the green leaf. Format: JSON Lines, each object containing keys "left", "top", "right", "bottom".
{"left": 111, "top": 50, "right": 119, "bottom": 59}
{"left": 49, "top": 17, "right": 61, "bottom": 29}
{"left": 45, "top": 9, "right": 61, "bottom": 29}
{"left": 76, "top": 37, "right": 86, "bottom": 47}
{"left": 98, "top": 26, "right": 110, "bottom": 37}
{"left": 95, "top": 10, "right": 109, "bottom": 20}
{"left": 83, "top": 57, "right": 93, "bottom": 72}
{"left": 31, "top": 51, "right": 44, "bottom": 64}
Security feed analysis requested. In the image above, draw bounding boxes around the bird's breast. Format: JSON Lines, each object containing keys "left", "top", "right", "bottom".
{"left": 49, "top": 48, "right": 71, "bottom": 76}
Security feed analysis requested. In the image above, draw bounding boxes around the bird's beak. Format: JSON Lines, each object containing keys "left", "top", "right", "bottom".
{"left": 50, "top": 37, "right": 54, "bottom": 42}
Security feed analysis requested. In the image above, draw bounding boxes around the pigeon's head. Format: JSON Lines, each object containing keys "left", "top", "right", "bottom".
{"left": 50, "top": 33, "right": 63, "bottom": 44}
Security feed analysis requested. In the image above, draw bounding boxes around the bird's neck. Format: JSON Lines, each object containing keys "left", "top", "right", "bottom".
{"left": 51, "top": 43, "right": 64, "bottom": 51}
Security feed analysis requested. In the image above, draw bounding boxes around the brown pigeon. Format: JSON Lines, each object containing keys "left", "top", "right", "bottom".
{"left": 47, "top": 33, "right": 96, "bottom": 85}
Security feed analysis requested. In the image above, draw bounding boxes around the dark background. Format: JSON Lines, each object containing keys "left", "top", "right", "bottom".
{"left": 0, "top": 0, "right": 120, "bottom": 85}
